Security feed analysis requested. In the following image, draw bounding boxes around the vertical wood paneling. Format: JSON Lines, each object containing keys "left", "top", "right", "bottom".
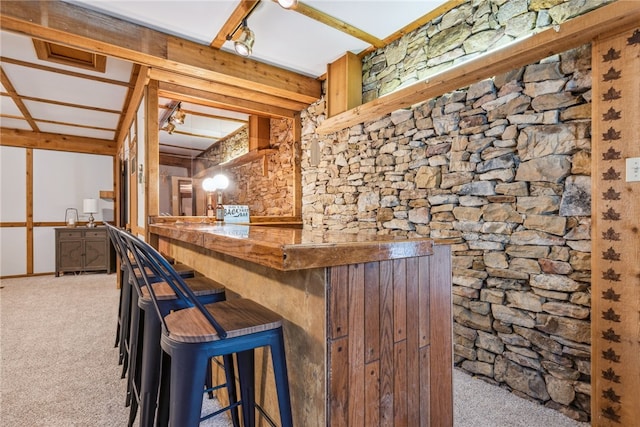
{"left": 326, "top": 247, "right": 451, "bottom": 427}
{"left": 348, "top": 264, "right": 365, "bottom": 426}
{"left": 419, "top": 346, "right": 431, "bottom": 427}
{"left": 429, "top": 245, "right": 453, "bottom": 427}
{"left": 406, "top": 257, "right": 421, "bottom": 425}
{"left": 419, "top": 255, "right": 431, "bottom": 347}
{"left": 364, "top": 261, "right": 381, "bottom": 363}
{"left": 393, "top": 341, "right": 408, "bottom": 426}
{"left": 379, "top": 259, "right": 394, "bottom": 427}
{"left": 329, "top": 265, "right": 349, "bottom": 339}
{"left": 329, "top": 337, "right": 349, "bottom": 427}
{"left": 365, "top": 361, "right": 380, "bottom": 427}
{"left": 591, "top": 27, "right": 640, "bottom": 427}
{"left": 393, "top": 258, "right": 407, "bottom": 342}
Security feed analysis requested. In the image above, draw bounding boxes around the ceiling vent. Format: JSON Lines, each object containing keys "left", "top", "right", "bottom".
{"left": 32, "top": 40, "right": 106, "bottom": 73}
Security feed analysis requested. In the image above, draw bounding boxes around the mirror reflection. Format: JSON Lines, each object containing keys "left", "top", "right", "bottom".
{"left": 157, "top": 98, "right": 248, "bottom": 217}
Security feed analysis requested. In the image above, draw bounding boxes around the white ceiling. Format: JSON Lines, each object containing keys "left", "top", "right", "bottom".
{"left": 1, "top": 0, "right": 449, "bottom": 160}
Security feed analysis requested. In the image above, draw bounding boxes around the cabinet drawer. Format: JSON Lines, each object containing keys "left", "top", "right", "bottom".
{"left": 85, "top": 230, "right": 106, "bottom": 238}
{"left": 57, "top": 230, "right": 83, "bottom": 239}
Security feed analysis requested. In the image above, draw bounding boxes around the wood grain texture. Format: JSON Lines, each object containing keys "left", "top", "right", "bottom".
{"left": 149, "top": 222, "right": 434, "bottom": 271}
{"left": 326, "top": 251, "right": 452, "bottom": 426}
{"left": 153, "top": 227, "right": 452, "bottom": 426}
{"left": 591, "top": 26, "right": 640, "bottom": 427}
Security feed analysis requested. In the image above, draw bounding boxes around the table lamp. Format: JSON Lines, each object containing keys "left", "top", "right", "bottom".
{"left": 83, "top": 198, "right": 98, "bottom": 228}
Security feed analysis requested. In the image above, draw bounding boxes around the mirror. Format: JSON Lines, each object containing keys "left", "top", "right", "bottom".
{"left": 157, "top": 98, "right": 249, "bottom": 217}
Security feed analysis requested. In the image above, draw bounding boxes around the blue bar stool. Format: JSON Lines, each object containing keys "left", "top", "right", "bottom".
{"left": 108, "top": 224, "right": 194, "bottom": 378}
{"left": 119, "top": 226, "right": 293, "bottom": 427}
{"left": 106, "top": 223, "right": 239, "bottom": 427}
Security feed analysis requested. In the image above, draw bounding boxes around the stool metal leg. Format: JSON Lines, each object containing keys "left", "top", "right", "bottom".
{"left": 169, "top": 349, "right": 210, "bottom": 427}
{"left": 237, "top": 350, "right": 256, "bottom": 427}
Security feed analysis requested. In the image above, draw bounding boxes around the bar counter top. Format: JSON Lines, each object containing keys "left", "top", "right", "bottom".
{"left": 149, "top": 221, "right": 437, "bottom": 271}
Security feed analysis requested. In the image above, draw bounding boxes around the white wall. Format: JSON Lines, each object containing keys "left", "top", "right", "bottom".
{"left": 0, "top": 146, "right": 113, "bottom": 276}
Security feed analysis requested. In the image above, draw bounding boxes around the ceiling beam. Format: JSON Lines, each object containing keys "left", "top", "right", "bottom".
{"left": 210, "top": 0, "right": 260, "bottom": 49}
{"left": 159, "top": 83, "right": 297, "bottom": 119}
{"left": 150, "top": 68, "right": 309, "bottom": 112}
{"left": 294, "top": 2, "right": 385, "bottom": 48}
{"left": 0, "top": 0, "right": 321, "bottom": 105}
{"left": 318, "top": 0, "right": 640, "bottom": 135}
{"left": 0, "top": 66, "right": 40, "bottom": 132}
{"left": 0, "top": 128, "right": 116, "bottom": 156}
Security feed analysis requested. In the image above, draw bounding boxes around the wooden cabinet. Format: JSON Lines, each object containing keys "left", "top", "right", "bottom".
{"left": 55, "top": 227, "right": 115, "bottom": 276}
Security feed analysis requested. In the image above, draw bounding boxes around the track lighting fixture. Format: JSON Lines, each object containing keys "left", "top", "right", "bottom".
{"left": 164, "top": 122, "right": 175, "bottom": 134}
{"left": 170, "top": 106, "right": 185, "bottom": 125}
{"left": 276, "top": 0, "right": 298, "bottom": 9}
{"left": 234, "top": 20, "right": 255, "bottom": 57}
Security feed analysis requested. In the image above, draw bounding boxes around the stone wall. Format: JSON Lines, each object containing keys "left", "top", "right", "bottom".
{"left": 362, "top": 0, "right": 612, "bottom": 101}
{"left": 298, "top": 0, "right": 609, "bottom": 421}
{"left": 199, "top": 126, "right": 248, "bottom": 165}
{"left": 227, "top": 118, "right": 295, "bottom": 217}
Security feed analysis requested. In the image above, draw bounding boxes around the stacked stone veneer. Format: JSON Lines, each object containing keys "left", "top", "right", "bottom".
{"left": 301, "top": 46, "right": 594, "bottom": 422}
{"left": 226, "top": 118, "right": 295, "bottom": 217}
{"left": 362, "top": 0, "right": 612, "bottom": 101}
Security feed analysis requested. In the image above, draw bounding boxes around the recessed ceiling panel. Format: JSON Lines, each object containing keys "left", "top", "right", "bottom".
{"left": 0, "top": 117, "right": 32, "bottom": 130}
{"left": 306, "top": 1, "right": 449, "bottom": 40}
{"left": 3, "top": 64, "right": 128, "bottom": 111}
{"left": 0, "top": 30, "right": 134, "bottom": 81}
{"left": 24, "top": 100, "right": 120, "bottom": 129}
{"left": 69, "top": 0, "right": 238, "bottom": 45}
{"left": 1, "top": 95, "right": 22, "bottom": 116}
{"left": 36, "top": 122, "right": 116, "bottom": 140}
{"left": 226, "top": 1, "right": 370, "bottom": 76}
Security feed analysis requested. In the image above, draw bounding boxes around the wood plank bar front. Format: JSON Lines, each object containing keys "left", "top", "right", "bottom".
{"left": 149, "top": 221, "right": 452, "bottom": 426}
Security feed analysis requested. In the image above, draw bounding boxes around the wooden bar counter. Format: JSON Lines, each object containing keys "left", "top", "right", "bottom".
{"left": 149, "top": 220, "right": 453, "bottom": 427}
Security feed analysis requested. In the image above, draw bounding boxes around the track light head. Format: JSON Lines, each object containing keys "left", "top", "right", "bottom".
{"left": 234, "top": 22, "right": 255, "bottom": 57}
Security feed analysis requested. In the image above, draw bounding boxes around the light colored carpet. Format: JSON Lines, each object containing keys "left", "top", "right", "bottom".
{"left": 1, "top": 274, "right": 589, "bottom": 426}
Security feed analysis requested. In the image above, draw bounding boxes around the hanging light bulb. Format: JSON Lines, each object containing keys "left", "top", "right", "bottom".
{"left": 234, "top": 20, "right": 255, "bottom": 57}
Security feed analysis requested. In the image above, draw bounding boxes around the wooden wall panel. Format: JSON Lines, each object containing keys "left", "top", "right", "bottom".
{"left": 428, "top": 245, "right": 453, "bottom": 426}
{"left": 591, "top": 26, "right": 640, "bottom": 426}
{"left": 327, "top": 247, "right": 452, "bottom": 426}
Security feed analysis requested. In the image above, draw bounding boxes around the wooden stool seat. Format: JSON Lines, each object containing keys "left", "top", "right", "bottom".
{"left": 141, "top": 276, "right": 225, "bottom": 301}
{"left": 165, "top": 299, "right": 283, "bottom": 343}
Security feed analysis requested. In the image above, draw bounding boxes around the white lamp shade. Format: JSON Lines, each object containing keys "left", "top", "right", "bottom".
{"left": 83, "top": 198, "right": 98, "bottom": 214}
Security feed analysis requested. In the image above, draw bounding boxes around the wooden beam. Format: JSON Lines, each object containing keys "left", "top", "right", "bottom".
{"left": 317, "top": 0, "right": 640, "bottom": 135}
{"left": 158, "top": 82, "right": 297, "bottom": 119}
{"left": 116, "top": 65, "right": 150, "bottom": 151}
{"left": 159, "top": 154, "right": 193, "bottom": 171}
{"left": 210, "top": 0, "right": 260, "bottom": 49}
{"left": 150, "top": 68, "right": 309, "bottom": 112}
{"left": 0, "top": 128, "right": 116, "bottom": 155}
{"left": 146, "top": 80, "right": 160, "bottom": 221}
{"left": 0, "top": 66, "right": 39, "bottom": 132}
{"left": 0, "top": 0, "right": 321, "bottom": 104}
{"left": 294, "top": 2, "right": 385, "bottom": 48}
